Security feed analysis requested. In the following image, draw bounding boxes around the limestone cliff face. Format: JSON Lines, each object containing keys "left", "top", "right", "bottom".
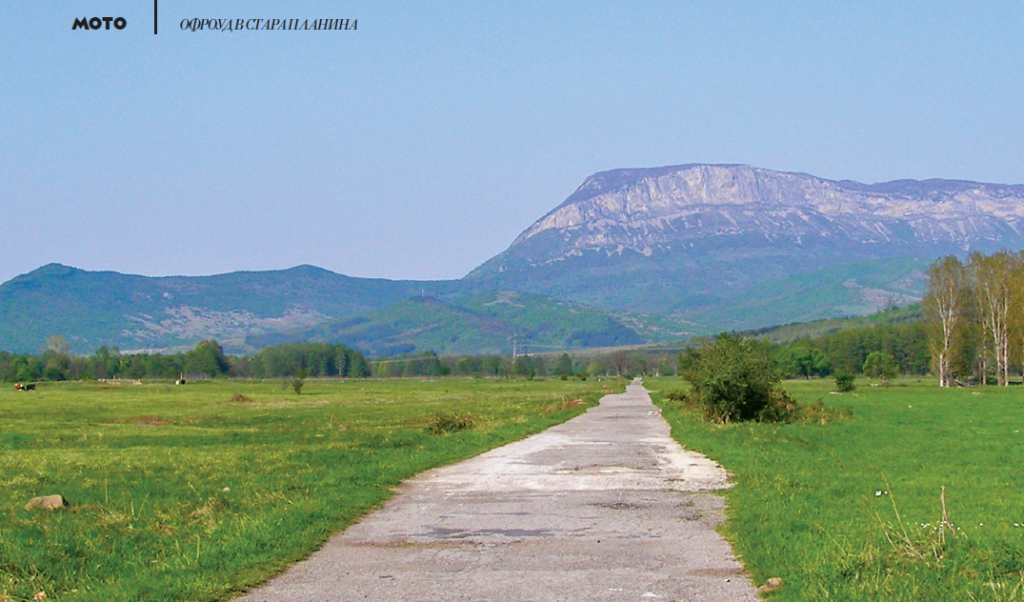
{"left": 467, "top": 164, "right": 1024, "bottom": 322}
{"left": 492, "top": 164, "right": 1024, "bottom": 268}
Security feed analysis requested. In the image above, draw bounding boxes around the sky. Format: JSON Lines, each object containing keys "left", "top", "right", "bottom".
{"left": 3, "top": 1, "right": 1023, "bottom": 285}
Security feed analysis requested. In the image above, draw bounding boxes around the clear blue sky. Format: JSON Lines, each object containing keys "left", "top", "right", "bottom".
{"left": 3, "top": 1, "right": 1023, "bottom": 285}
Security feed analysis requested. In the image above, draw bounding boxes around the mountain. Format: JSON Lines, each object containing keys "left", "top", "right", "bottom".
{"left": 467, "top": 164, "right": 1024, "bottom": 321}
{"left": 0, "top": 265, "right": 643, "bottom": 356}
{"left": 4, "top": 163, "right": 1024, "bottom": 356}
{"left": 0, "top": 264, "right": 460, "bottom": 354}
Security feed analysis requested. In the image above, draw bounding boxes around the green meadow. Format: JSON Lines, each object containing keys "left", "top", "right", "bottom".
{"left": 7, "top": 375, "right": 1022, "bottom": 601}
{"left": 650, "top": 377, "right": 1024, "bottom": 601}
{"left": 0, "top": 378, "right": 612, "bottom": 602}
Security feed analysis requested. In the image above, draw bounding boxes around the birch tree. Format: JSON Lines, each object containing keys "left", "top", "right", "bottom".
{"left": 969, "top": 251, "right": 1015, "bottom": 386}
{"left": 924, "top": 256, "right": 968, "bottom": 387}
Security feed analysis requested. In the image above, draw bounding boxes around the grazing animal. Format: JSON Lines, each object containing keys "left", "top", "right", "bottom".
{"left": 14, "top": 383, "right": 35, "bottom": 391}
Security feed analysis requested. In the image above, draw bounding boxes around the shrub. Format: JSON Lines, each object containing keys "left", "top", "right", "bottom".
{"left": 427, "top": 413, "right": 475, "bottom": 434}
{"left": 290, "top": 369, "right": 308, "bottom": 395}
{"left": 834, "top": 370, "right": 856, "bottom": 392}
{"left": 791, "top": 398, "right": 853, "bottom": 425}
{"left": 677, "top": 333, "right": 796, "bottom": 423}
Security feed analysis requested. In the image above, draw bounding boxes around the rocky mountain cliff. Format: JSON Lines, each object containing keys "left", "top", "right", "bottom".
{"left": 513, "top": 164, "right": 1024, "bottom": 251}
{"left": 468, "top": 164, "right": 1024, "bottom": 319}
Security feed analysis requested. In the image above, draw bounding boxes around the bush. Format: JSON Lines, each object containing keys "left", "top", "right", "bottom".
{"left": 290, "top": 369, "right": 308, "bottom": 394}
{"left": 791, "top": 398, "right": 853, "bottom": 425}
{"left": 677, "top": 333, "right": 796, "bottom": 423}
{"left": 427, "top": 414, "right": 475, "bottom": 434}
{"left": 664, "top": 390, "right": 851, "bottom": 425}
{"left": 834, "top": 370, "right": 856, "bottom": 392}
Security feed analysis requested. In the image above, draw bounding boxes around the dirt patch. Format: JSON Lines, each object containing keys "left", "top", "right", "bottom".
{"left": 257, "top": 399, "right": 331, "bottom": 408}
{"left": 110, "top": 415, "right": 172, "bottom": 426}
{"left": 543, "top": 397, "right": 585, "bottom": 413}
{"left": 230, "top": 394, "right": 254, "bottom": 403}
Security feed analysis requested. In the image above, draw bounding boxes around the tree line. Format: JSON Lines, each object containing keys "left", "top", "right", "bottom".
{"left": 3, "top": 299, "right": 945, "bottom": 385}
{"left": 0, "top": 339, "right": 370, "bottom": 382}
{"left": 772, "top": 318, "right": 928, "bottom": 379}
{"left": 0, "top": 339, "right": 666, "bottom": 383}
{"left": 371, "top": 351, "right": 617, "bottom": 379}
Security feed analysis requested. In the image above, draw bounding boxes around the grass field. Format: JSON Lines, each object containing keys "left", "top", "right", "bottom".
{"left": 0, "top": 377, "right": 615, "bottom": 602}
{"left": 649, "top": 377, "right": 1024, "bottom": 601}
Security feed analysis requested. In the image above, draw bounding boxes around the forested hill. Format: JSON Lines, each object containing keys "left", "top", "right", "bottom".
{"left": 0, "top": 264, "right": 459, "bottom": 354}
{"left": 243, "top": 290, "right": 645, "bottom": 357}
{"left": 0, "top": 266, "right": 657, "bottom": 356}
{"left": 745, "top": 304, "right": 923, "bottom": 345}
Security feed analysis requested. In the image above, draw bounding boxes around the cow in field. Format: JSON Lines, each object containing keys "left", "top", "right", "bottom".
{"left": 14, "top": 383, "right": 35, "bottom": 391}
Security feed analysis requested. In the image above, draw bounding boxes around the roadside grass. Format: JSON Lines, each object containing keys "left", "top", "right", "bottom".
{"left": 648, "top": 377, "right": 1024, "bottom": 601}
{"left": 0, "top": 378, "right": 614, "bottom": 602}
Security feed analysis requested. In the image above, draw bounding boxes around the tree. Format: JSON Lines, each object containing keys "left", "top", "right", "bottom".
{"left": 453, "top": 356, "right": 480, "bottom": 376}
{"left": 552, "top": 353, "right": 573, "bottom": 377}
{"left": 184, "top": 340, "right": 229, "bottom": 377}
{"left": 863, "top": 351, "right": 899, "bottom": 381}
{"left": 512, "top": 355, "right": 535, "bottom": 378}
{"left": 39, "top": 335, "right": 72, "bottom": 380}
{"left": 777, "top": 345, "right": 830, "bottom": 378}
{"left": 923, "top": 256, "right": 969, "bottom": 387}
{"left": 480, "top": 355, "right": 503, "bottom": 377}
{"left": 44, "top": 335, "right": 70, "bottom": 356}
{"left": 291, "top": 369, "right": 307, "bottom": 394}
{"left": 630, "top": 354, "right": 648, "bottom": 376}
{"left": 609, "top": 351, "right": 630, "bottom": 376}
{"left": 969, "top": 251, "right": 1015, "bottom": 386}
{"left": 348, "top": 352, "right": 371, "bottom": 377}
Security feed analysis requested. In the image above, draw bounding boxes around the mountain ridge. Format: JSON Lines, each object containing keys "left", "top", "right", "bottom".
{"left": 496, "top": 163, "right": 1024, "bottom": 263}
{"left": 467, "top": 163, "right": 1024, "bottom": 317}
{"left": 5, "top": 163, "right": 1024, "bottom": 355}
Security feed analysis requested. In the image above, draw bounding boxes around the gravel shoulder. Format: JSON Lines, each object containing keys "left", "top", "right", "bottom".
{"left": 235, "top": 380, "right": 759, "bottom": 602}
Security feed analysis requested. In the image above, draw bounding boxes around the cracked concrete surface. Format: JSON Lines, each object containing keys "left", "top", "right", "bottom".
{"left": 235, "top": 380, "right": 759, "bottom": 602}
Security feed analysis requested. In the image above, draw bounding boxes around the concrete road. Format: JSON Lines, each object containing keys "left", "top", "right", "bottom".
{"left": 236, "top": 380, "right": 760, "bottom": 602}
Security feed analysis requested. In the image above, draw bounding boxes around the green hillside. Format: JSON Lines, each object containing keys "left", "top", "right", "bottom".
{"left": 685, "top": 256, "right": 928, "bottom": 330}
{"left": 245, "top": 291, "right": 643, "bottom": 356}
{"left": 0, "top": 264, "right": 460, "bottom": 354}
{"left": 741, "top": 303, "right": 924, "bottom": 343}
{"left": 0, "top": 258, "right": 929, "bottom": 357}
